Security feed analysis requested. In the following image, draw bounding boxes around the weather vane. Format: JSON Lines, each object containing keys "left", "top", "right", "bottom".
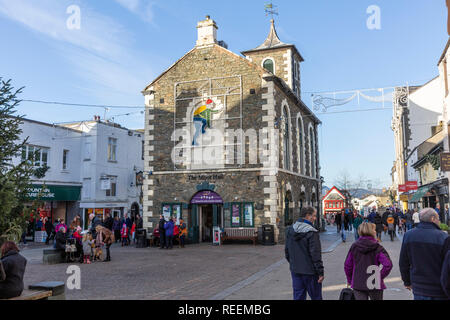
{"left": 265, "top": 2, "right": 278, "bottom": 20}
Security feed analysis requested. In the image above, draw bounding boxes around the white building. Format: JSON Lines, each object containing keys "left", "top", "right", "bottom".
{"left": 17, "top": 118, "right": 83, "bottom": 226}
{"left": 15, "top": 118, "right": 144, "bottom": 231}
{"left": 62, "top": 120, "right": 144, "bottom": 229}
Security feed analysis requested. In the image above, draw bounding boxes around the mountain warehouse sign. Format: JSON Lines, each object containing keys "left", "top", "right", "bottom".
{"left": 26, "top": 185, "right": 81, "bottom": 201}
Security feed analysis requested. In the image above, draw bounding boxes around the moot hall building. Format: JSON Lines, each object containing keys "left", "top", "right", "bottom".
{"left": 142, "top": 16, "right": 322, "bottom": 243}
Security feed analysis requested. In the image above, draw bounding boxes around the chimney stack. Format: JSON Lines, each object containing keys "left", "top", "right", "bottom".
{"left": 196, "top": 15, "right": 218, "bottom": 46}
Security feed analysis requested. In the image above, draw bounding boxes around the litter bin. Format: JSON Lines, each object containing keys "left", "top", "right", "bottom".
{"left": 262, "top": 224, "right": 275, "bottom": 246}
{"left": 136, "top": 229, "right": 147, "bottom": 248}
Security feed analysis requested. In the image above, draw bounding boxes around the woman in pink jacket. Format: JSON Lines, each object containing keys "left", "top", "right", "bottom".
{"left": 344, "top": 222, "right": 393, "bottom": 300}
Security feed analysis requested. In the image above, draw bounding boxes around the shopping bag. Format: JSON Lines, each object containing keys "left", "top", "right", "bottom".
{"left": 339, "top": 288, "right": 355, "bottom": 300}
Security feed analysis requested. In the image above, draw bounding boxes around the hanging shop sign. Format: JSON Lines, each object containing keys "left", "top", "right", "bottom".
{"left": 440, "top": 153, "right": 450, "bottom": 172}
{"left": 398, "top": 185, "right": 407, "bottom": 193}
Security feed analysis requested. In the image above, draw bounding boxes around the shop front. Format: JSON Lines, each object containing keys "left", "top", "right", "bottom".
{"left": 81, "top": 203, "right": 127, "bottom": 230}
{"left": 409, "top": 179, "right": 449, "bottom": 220}
{"left": 25, "top": 184, "right": 82, "bottom": 242}
{"left": 160, "top": 188, "right": 255, "bottom": 244}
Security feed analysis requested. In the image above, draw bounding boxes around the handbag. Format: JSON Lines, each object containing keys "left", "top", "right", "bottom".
{"left": 339, "top": 288, "right": 356, "bottom": 300}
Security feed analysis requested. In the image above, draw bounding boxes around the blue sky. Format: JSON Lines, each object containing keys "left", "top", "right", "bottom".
{"left": 0, "top": 0, "right": 448, "bottom": 188}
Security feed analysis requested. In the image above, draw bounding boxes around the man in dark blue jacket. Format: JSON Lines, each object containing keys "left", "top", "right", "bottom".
{"left": 285, "top": 207, "right": 324, "bottom": 300}
{"left": 399, "top": 208, "right": 449, "bottom": 300}
{"left": 442, "top": 238, "right": 450, "bottom": 299}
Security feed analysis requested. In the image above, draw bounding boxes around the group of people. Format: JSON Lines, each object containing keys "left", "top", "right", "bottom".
{"left": 285, "top": 206, "right": 450, "bottom": 300}
{"left": 154, "top": 215, "right": 188, "bottom": 249}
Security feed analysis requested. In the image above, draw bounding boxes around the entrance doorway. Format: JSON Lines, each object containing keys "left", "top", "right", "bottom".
{"left": 199, "top": 205, "right": 223, "bottom": 242}
{"left": 190, "top": 190, "right": 224, "bottom": 243}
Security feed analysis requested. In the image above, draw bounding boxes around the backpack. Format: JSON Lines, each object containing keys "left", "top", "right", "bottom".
{"left": 339, "top": 288, "right": 355, "bottom": 300}
{"left": 387, "top": 215, "right": 395, "bottom": 231}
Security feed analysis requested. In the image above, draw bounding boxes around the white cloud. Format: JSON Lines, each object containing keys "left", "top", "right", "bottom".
{"left": 0, "top": 0, "right": 154, "bottom": 99}
{"left": 114, "top": 0, "right": 155, "bottom": 23}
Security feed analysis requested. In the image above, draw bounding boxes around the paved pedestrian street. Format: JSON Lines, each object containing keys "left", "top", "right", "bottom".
{"left": 226, "top": 227, "right": 413, "bottom": 300}
{"left": 19, "top": 226, "right": 412, "bottom": 300}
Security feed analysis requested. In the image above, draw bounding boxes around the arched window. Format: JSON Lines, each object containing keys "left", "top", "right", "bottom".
{"left": 283, "top": 107, "right": 290, "bottom": 171}
{"left": 297, "top": 115, "right": 304, "bottom": 175}
{"left": 309, "top": 125, "right": 316, "bottom": 178}
{"left": 263, "top": 59, "right": 274, "bottom": 74}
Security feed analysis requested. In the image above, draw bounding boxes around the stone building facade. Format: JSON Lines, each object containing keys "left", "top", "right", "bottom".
{"left": 142, "top": 16, "right": 321, "bottom": 243}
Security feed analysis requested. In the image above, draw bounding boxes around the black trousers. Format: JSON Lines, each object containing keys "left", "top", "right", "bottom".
{"left": 180, "top": 235, "right": 185, "bottom": 247}
{"left": 105, "top": 244, "right": 111, "bottom": 261}
{"left": 353, "top": 289, "right": 383, "bottom": 300}
{"left": 165, "top": 236, "right": 173, "bottom": 249}
{"left": 160, "top": 232, "right": 166, "bottom": 248}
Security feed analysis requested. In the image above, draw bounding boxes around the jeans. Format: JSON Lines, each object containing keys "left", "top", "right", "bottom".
{"left": 165, "top": 235, "right": 173, "bottom": 249}
{"left": 180, "top": 235, "right": 185, "bottom": 247}
{"left": 291, "top": 272, "right": 323, "bottom": 300}
{"left": 354, "top": 231, "right": 359, "bottom": 241}
{"left": 414, "top": 294, "right": 447, "bottom": 300}
{"left": 406, "top": 223, "right": 412, "bottom": 231}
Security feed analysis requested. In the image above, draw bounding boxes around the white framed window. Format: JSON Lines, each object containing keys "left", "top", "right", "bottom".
{"left": 108, "top": 137, "right": 117, "bottom": 162}
{"left": 106, "top": 177, "right": 117, "bottom": 197}
{"left": 309, "top": 124, "right": 316, "bottom": 178}
{"left": 106, "top": 182, "right": 117, "bottom": 197}
{"left": 262, "top": 58, "right": 275, "bottom": 74}
{"left": 283, "top": 107, "right": 290, "bottom": 171}
{"left": 296, "top": 114, "right": 305, "bottom": 175}
{"left": 21, "top": 145, "right": 49, "bottom": 168}
{"left": 62, "top": 150, "right": 69, "bottom": 170}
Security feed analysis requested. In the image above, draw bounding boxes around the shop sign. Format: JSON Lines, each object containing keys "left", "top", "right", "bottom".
{"left": 191, "top": 191, "right": 223, "bottom": 204}
{"left": 406, "top": 181, "right": 418, "bottom": 191}
{"left": 441, "top": 153, "right": 450, "bottom": 172}
{"left": 398, "top": 185, "right": 407, "bottom": 193}
{"left": 101, "top": 179, "right": 111, "bottom": 190}
{"left": 26, "top": 185, "right": 81, "bottom": 201}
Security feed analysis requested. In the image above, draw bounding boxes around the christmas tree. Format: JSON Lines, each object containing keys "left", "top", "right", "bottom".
{"left": 0, "top": 78, "right": 46, "bottom": 244}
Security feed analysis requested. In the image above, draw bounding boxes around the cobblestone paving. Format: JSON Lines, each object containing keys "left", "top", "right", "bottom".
{"left": 21, "top": 228, "right": 341, "bottom": 300}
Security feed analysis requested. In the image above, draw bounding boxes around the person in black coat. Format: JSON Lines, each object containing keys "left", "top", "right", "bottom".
{"left": 335, "top": 213, "right": 342, "bottom": 233}
{"left": 441, "top": 237, "right": 450, "bottom": 299}
{"left": 136, "top": 214, "right": 143, "bottom": 230}
{"left": 103, "top": 213, "right": 114, "bottom": 231}
{"left": 44, "top": 218, "right": 54, "bottom": 245}
{"left": 159, "top": 214, "right": 166, "bottom": 250}
{"left": 374, "top": 212, "right": 384, "bottom": 241}
{"left": 0, "top": 242, "right": 27, "bottom": 299}
{"left": 55, "top": 227, "right": 67, "bottom": 251}
{"left": 285, "top": 207, "right": 324, "bottom": 300}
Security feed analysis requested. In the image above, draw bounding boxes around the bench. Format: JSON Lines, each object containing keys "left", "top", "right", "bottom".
{"left": 5, "top": 289, "right": 52, "bottom": 301}
{"left": 29, "top": 281, "right": 66, "bottom": 300}
{"left": 222, "top": 228, "right": 258, "bottom": 245}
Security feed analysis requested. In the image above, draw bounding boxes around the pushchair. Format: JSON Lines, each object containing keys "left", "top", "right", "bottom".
{"left": 65, "top": 239, "right": 77, "bottom": 263}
